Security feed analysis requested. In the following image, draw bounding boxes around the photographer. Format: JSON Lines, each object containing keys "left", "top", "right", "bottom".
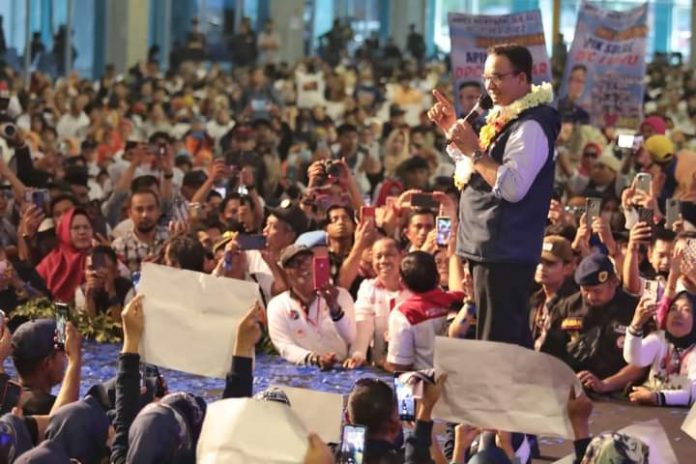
{"left": 74, "top": 246, "right": 134, "bottom": 320}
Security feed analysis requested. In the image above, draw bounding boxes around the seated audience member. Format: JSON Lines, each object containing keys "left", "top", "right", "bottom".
{"left": 346, "top": 237, "right": 409, "bottom": 368}
{"left": 402, "top": 208, "right": 435, "bottom": 252}
{"left": 11, "top": 319, "right": 81, "bottom": 415}
{"left": 530, "top": 235, "right": 578, "bottom": 351}
{"left": 111, "top": 189, "right": 169, "bottom": 274}
{"left": 267, "top": 244, "right": 356, "bottom": 368}
{"left": 344, "top": 374, "right": 447, "bottom": 463}
{"left": 542, "top": 253, "right": 646, "bottom": 393}
{"left": 386, "top": 251, "right": 464, "bottom": 372}
{"left": 624, "top": 291, "right": 696, "bottom": 406}
{"left": 36, "top": 207, "right": 93, "bottom": 302}
{"left": 75, "top": 245, "right": 134, "bottom": 320}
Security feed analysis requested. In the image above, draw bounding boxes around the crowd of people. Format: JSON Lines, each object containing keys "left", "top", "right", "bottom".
{"left": 0, "top": 14, "right": 692, "bottom": 463}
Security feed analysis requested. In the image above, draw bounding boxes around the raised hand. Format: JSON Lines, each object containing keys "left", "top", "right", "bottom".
{"left": 428, "top": 89, "right": 457, "bottom": 135}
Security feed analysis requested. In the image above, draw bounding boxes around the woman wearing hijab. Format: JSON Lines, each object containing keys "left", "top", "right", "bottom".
{"left": 624, "top": 291, "right": 696, "bottom": 406}
{"left": 14, "top": 395, "right": 111, "bottom": 464}
{"left": 36, "top": 207, "right": 94, "bottom": 302}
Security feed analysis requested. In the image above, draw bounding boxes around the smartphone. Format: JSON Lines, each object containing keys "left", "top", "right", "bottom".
{"left": 666, "top": 199, "right": 681, "bottom": 229}
{"left": 360, "top": 206, "right": 376, "bottom": 222}
{"left": 141, "top": 363, "right": 167, "bottom": 395}
{"left": 585, "top": 197, "right": 602, "bottom": 227}
{"left": 638, "top": 207, "right": 654, "bottom": 227}
{"left": 685, "top": 239, "right": 696, "bottom": 262}
{"left": 642, "top": 280, "right": 663, "bottom": 305}
{"left": 636, "top": 173, "right": 652, "bottom": 194}
{"left": 54, "top": 303, "right": 69, "bottom": 349}
{"left": 339, "top": 424, "right": 366, "bottom": 464}
{"left": 411, "top": 193, "right": 438, "bottom": 210}
{"left": 173, "top": 199, "right": 189, "bottom": 222}
{"left": 394, "top": 375, "right": 416, "bottom": 422}
{"left": 0, "top": 378, "right": 22, "bottom": 414}
{"left": 617, "top": 134, "right": 635, "bottom": 149}
{"left": 158, "top": 144, "right": 167, "bottom": 157}
{"left": 313, "top": 255, "right": 331, "bottom": 290}
{"left": 33, "top": 190, "right": 48, "bottom": 210}
{"left": 213, "top": 186, "right": 227, "bottom": 198}
{"left": 237, "top": 234, "right": 267, "bottom": 251}
{"left": 91, "top": 253, "right": 106, "bottom": 270}
{"left": 436, "top": 216, "right": 452, "bottom": 247}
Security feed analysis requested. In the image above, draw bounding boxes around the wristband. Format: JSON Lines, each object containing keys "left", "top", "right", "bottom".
{"left": 628, "top": 325, "right": 643, "bottom": 337}
{"left": 330, "top": 308, "right": 345, "bottom": 322}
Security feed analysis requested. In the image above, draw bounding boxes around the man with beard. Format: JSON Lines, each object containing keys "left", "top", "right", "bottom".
{"left": 112, "top": 189, "right": 169, "bottom": 273}
{"left": 541, "top": 254, "right": 647, "bottom": 394}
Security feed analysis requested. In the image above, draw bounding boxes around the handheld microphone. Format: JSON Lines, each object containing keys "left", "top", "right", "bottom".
{"left": 464, "top": 95, "right": 493, "bottom": 125}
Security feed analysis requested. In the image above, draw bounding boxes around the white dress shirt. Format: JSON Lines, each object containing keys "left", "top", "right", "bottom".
{"left": 267, "top": 288, "right": 356, "bottom": 364}
{"left": 351, "top": 278, "right": 411, "bottom": 363}
{"left": 447, "top": 119, "right": 550, "bottom": 203}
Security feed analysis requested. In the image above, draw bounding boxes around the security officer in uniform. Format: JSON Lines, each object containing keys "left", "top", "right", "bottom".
{"left": 540, "top": 253, "right": 648, "bottom": 394}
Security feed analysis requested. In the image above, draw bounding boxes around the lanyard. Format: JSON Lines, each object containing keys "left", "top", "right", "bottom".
{"left": 663, "top": 343, "right": 696, "bottom": 377}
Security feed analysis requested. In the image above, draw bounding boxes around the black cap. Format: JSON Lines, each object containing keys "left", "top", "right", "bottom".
{"left": 266, "top": 199, "right": 310, "bottom": 237}
{"left": 337, "top": 123, "right": 358, "bottom": 137}
{"left": 11, "top": 319, "right": 57, "bottom": 364}
{"left": 389, "top": 104, "right": 406, "bottom": 117}
{"left": 575, "top": 253, "right": 615, "bottom": 286}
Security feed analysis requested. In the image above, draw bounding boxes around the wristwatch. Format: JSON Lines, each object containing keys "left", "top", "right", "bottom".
{"left": 471, "top": 149, "right": 486, "bottom": 164}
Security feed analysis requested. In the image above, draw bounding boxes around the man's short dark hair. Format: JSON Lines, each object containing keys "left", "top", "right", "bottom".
{"left": 407, "top": 208, "right": 436, "bottom": 226}
{"left": 488, "top": 43, "right": 533, "bottom": 83}
{"left": 219, "top": 193, "right": 243, "bottom": 214}
{"left": 571, "top": 64, "right": 587, "bottom": 74}
{"left": 130, "top": 175, "right": 160, "bottom": 193}
{"left": 90, "top": 245, "right": 117, "bottom": 264}
{"left": 130, "top": 188, "right": 160, "bottom": 208}
{"left": 166, "top": 234, "right": 206, "bottom": 272}
{"left": 400, "top": 251, "right": 439, "bottom": 293}
{"left": 459, "top": 80, "right": 482, "bottom": 91}
{"left": 337, "top": 123, "right": 358, "bottom": 137}
{"left": 347, "top": 379, "right": 396, "bottom": 437}
{"left": 50, "top": 194, "right": 77, "bottom": 215}
{"left": 325, "top": 205, "right": 355, "bottom": 225}
{"left": 653, "top": 228, "right": 676, "bottom": 246}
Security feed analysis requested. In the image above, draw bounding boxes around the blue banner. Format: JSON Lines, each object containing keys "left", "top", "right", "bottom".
{"left": 448, "top": 10, "right": 552, "bottom": 114}
{"left": 559, "top": 2, "right": 648, "bottom": 128}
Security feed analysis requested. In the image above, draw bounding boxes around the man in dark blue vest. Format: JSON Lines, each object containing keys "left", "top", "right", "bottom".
{"left": 428, "top": 44, "right": 560, "bottom": 347}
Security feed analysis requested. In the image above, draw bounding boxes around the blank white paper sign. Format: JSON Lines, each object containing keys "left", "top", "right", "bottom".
{"left": 138, "top": 263, "right": 260, "bottom": 378}
{"left": 272, "top": 385, "right": 344, "bottom": 443}
{"left": 197, "top": 398, "right": 309, "bottom": 464}
{"left": 433, "top": 337, "right": 581, "bottom": 439}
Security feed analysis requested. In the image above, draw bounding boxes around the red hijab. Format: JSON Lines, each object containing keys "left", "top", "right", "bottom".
{"left": 37, "top": 207, "right": 90, "bottom": 302}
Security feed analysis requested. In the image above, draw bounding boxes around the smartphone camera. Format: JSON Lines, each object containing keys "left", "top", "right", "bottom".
{"left": 54, "top": 303, "right": 70, "bottom": 350}
{"left": 394, "top": 375, "right": 416, "bottom": 422}
{"left": 436, "top": 216, "right": 452, "bottom": 247}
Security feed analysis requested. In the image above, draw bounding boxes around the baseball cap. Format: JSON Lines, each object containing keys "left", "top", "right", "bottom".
{"left": 295, "top": 230, "right": 328, "bottom": 248}
{"left": 253, "top": 387, "right": 291, "bottom": 406}
{"left": 644, "top": 135, "right": 675, "bottom": 164}
{"left": 541, "top": 235, "right": 574, "bottom": 263}
{"left": 213, "top": 231, "right": 238, "bottom": 254}
{"left": 279, "top": 244, "right": 313, "bottom": 268}
{"left": 574, "top": 253, "right": 615, "bottom": 286}
{"left": 11, "top": 319, "right": 58, "bottom": 364}
{"left": 266, "top": 200, "right": 310, "bottom": 238}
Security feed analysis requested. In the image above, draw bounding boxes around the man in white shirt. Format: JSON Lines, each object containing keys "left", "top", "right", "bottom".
{"left": 56, "top": 96, "right": 90, "bottom": 141}
{"left": 267, "top": 244, "right": 356, "bottom": 368}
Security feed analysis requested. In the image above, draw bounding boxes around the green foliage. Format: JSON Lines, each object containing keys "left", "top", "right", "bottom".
{"left": 11, "top": 298, "right": 123, "bottom": 343}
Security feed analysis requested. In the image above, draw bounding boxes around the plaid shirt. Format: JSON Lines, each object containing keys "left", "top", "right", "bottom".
{"left": 111, "top": 227, "right": 169, "bottom": 274}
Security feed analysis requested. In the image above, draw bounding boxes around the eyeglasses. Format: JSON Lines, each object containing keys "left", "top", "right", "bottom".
{"left": 481, "top": 72, "right": 516, "bottom": 84}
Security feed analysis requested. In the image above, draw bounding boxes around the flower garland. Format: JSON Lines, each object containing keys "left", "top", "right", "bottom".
{"left": 453, "top": 82, "right": 555, "bottom": 190}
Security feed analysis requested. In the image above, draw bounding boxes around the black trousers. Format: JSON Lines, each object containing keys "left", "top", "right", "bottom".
{"left": 470, "top": 261, "right": 535, "bottom": 348}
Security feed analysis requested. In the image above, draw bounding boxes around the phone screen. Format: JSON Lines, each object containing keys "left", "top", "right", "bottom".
{"left": 339, "top": 425, "right": 366, "bottom": 464}
{"left": 237, "top": 234, "right": 267, "bottom": 251}
{"left": 313, "top": 256, "right": 331, "bottom": 290}
{"left": 585, "top": 197, "right": 602, "bottom": 227}
{"left": 394, "top": 375, "right": 416, "bottom": 421}
{"left": 436, "top": 216, "right": 452, "bottom": 247}
{"left": 360, "top": 206, "right": 375, "bottom": 222}
{"left": 54, "top": 303, "right": 69, "bottom": 349}
{"left": 91, "top": 253, "right": 106, "bottom": 270}
{"left": 617, "top": 134, "right": 635, "bottom": 149}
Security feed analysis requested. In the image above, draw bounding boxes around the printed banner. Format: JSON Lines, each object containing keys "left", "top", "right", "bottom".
{"left": 559, "top": 2, "right": 648, "bottom": 128}
{"left": 448, "top": 10, "right": 552, "bottom": 115}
